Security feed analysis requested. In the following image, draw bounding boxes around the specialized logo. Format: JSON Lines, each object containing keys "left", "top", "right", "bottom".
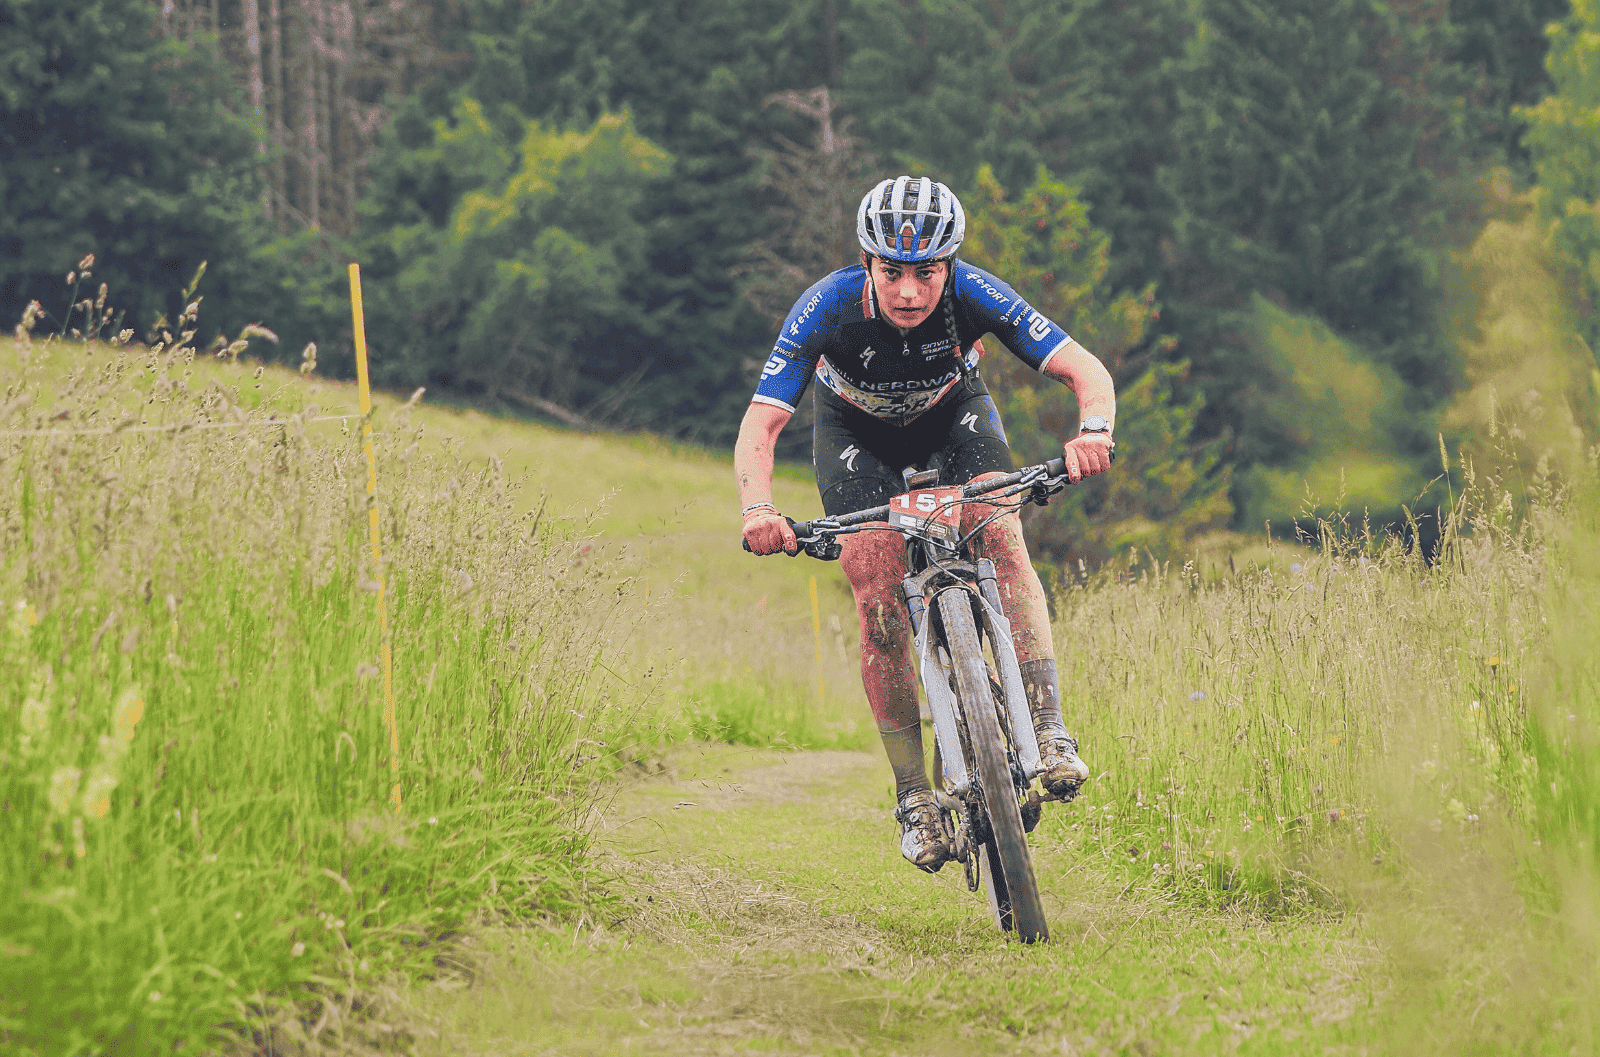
{"left": 861, "top": 345, "right": 877, "bottom": 368}
{"left": 1027, "top": 311, "right": 1051, "bottom": 342}
{"left": 840, "top": 444, "right": 861, "bottom": 472}
{"left": 761, "top": 353, "right": 788, "bottom": 380}
{"left": 961, "top": 411, "right": 979, "bottom": 433}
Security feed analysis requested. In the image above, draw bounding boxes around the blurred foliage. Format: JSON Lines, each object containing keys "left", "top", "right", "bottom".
{"left": 0, "top": 0, "right": 1588, "bottom": 539}
{"left": 1521, "top": 0, "right": 1600, "bottom": 358}
{"left": 354, "top": 103, "right": 671, "bottom": 420}
{"left": 1161, "top": 0, "right": 1455, "bottom": 462}
{"left": 963, "top": 166, "right": 1231, "bottom": 565}
{"left": 1235, "top": 300, "right": 1428, "bottom": 528}
{"left": 1445, "top": 200, "right": 1600, "bottom": 483}
{"left": 0, "top": 0, "right": 286, "bottom": 345}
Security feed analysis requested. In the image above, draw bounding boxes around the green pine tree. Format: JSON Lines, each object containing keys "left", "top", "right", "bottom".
{"left": 1159, "top": 0, "right": 1466, "bottom": 522}
{"left": 963, "top": 165, "right": 1231, "bottom": 565}
{"left": 355, "top": 103, "right": 672, "bottom": 423}
{"left": 0, "top": 0, "right": 277, "bottom": 342}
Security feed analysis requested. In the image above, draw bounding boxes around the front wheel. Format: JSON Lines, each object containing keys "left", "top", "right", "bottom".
{"left": 935, "top": 589, "right": 1048, "bottom": 943}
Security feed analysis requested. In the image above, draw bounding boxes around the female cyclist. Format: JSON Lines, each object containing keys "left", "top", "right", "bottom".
{"left": 735, "top": 176, "right": 1116, "bottom": 871}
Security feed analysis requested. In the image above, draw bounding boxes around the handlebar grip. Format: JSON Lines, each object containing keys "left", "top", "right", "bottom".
{"left": 1045, "top": 457, "right": 1067, "bottom": 477}
{"left": 741, "top": 516, "right": 805, "bottom": 554}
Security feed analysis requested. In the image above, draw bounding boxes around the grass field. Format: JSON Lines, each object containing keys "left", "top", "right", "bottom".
{"left": 4, "top": 333, "right": 1598, "bottom": 1054}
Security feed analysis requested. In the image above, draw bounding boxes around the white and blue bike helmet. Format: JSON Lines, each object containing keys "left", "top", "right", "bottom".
{"left": 856, "top": 176, "right": 965, "bottom": 263}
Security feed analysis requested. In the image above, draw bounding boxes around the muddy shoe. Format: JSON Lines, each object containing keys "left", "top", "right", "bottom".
{"left": 894, "top": 789, "right": 951, "bottom": 872}
{"left": 1036, "top": 733, "right": 1089, "bottom": 800}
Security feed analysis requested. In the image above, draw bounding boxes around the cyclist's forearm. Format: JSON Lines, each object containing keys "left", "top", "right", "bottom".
{"left": 1041, "top": 340, "right": 1116, "bottom": 428}
{"left": 734, "top": 401, "right": 793, "bottom": 509}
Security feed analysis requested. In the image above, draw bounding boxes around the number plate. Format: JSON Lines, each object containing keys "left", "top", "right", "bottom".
{"left": 888, "top": 486, "right": 963, "bottom": 548}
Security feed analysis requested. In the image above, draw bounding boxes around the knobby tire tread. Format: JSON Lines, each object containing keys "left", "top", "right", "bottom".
{"left": 936, "top": 589, "right": 1048, "bottom": 943}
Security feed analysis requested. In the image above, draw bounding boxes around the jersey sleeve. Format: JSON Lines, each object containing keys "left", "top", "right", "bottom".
{"left": 751, "top": 276, "right": 832, "bottom": 412}
{"left": 953, "top": 262, "right": 1074, "bottom": 372}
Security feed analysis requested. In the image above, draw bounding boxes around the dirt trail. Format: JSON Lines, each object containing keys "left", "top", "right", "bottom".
{"left": 399, "top": 745, "right": 1373, "bottom": 1056}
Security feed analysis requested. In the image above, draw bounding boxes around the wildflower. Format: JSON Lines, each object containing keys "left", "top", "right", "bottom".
{"left": 1290, "top": 562, "right": 1303, "bottom": 573}
{"left": 14, "top": 300, "right": 44, "bottom": 339}
{"left": 1189, "top": 691, "right": 1207, "bottom": 701}
{"left": 9, "top": 599, "right": 39, "bottom": 636}
{"left": 1330, "top": 734, "right": 1341, "bottom": 745}
{"left": 81, "top": 771, "right": 117, "bottom": 818}
{"left": 291, "top": 942, "right": 306, "bottom": 957}
{"left": 149, "top": 992, "right": 161, "bottom": 1003}
{"left": 300, "top": 342, "right": 318, "bottom": 375}
{"left": 48, "top": 767, "right": 82, "bottom": 813}
{"left": 113, "top": 688, "right": 145, "bottom": 743}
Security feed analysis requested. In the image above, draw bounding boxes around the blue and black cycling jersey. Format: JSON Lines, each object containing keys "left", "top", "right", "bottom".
{"left": 751, "top": 260, "right": 1073, "bottom": 427}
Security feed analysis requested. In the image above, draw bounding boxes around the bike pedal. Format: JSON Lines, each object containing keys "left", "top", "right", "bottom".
{"left": 1021, "top": 796, "right": 1042, "bottom": 834}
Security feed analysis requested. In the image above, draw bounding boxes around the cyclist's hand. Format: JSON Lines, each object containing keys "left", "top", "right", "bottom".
{"left": 1061, "top": 434, "right": 1115, "bottom": 484}
{"left": 743, "top": 509, "right": 799, "bottom": 556}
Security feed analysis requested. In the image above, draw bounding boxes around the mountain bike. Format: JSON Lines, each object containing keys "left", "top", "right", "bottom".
{"left": 748, "top": 456, "right": 1073, "bottom": 943}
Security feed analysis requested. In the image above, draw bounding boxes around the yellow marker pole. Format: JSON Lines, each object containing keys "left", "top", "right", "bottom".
{"left": 809, "top": 576, "right": 825, "bottom": 715}
{"left": 349, "top": 263, "right": 401, "bottom": 810}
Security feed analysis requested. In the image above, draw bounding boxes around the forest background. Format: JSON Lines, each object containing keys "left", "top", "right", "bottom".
{"left": 5, "top": 0, "right": 1600, "bottom": 563}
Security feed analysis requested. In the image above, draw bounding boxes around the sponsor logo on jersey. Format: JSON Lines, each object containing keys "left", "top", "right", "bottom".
{"left": 964, "top": 271, "right": 1011, "bottom": 306}
{"left": 861, "top": 345, "right": 877, "bottom": 368}
{"left": 840, "top": 444, "right": 861, "bottom": 471}
{"left": 761, "top": 353, "right": 788, "bottom": 380}
{"left": 961, "top": 411, "right": 980, "bottom": 433}
{"left": 816, "top": 356, "right": 964, "bottom": 425}
{"left": 1027, "top": 311, "right": 1051, "bottom": 342}
{"left": 789, "top": 290, "right": 824, "bottom": 336}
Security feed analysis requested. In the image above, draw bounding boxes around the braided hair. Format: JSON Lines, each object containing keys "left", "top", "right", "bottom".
{"left": 941, "top": 266, "right": 974, "bottom": 388}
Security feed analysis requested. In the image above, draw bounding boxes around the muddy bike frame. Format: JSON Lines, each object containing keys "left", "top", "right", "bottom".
{"left": 751, "top": 456, "right": 1072, "bottom": 943}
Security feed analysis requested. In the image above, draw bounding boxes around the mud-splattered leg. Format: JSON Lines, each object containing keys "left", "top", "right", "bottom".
{"left": 964, "top": 473, "right": 1088, "bottom": 797}
{"left": 838, "top": 527, "right": 925, "bottom": 794}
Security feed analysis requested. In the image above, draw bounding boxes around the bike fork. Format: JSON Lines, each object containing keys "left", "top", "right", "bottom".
{"left": 902, "top": 577, "right": 971, "bottom": 796}
{"left": 975, "top": 559, "right": 1043, "bottom": 781}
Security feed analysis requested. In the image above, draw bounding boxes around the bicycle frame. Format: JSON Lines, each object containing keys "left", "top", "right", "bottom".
{"left": 901, "top": 544, "right": 1041, "bottom": 797}
{"left": 747, "top": 455, "right": 1072, "bottom": 941}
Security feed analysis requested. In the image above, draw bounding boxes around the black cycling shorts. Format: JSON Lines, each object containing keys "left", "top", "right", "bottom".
{"left": 813, "top": 374, "right": 1014, "bottom": 517}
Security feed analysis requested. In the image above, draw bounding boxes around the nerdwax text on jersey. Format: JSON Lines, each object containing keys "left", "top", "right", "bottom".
{"left": 750, "top": 261, "right": 1072, "bottom": 427}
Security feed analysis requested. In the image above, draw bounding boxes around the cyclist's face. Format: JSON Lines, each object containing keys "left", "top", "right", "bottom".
{"left": 867, "top": 257, "right": 948, "bottom": 332}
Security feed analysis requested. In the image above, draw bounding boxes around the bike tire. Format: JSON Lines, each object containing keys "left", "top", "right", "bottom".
{"left": 935, "top": 589, "right": 1049, "bottom": 943}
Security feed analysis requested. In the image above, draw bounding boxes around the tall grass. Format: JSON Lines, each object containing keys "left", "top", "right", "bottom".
{"left": 1041, "top": 449, "right": 1600, "bottom": 1045}
{"left": 1052, "top": 462, "right": 1556, "bottom": 896}
{"left": 0, "top": 336, "right": 638, "bottom": 1053}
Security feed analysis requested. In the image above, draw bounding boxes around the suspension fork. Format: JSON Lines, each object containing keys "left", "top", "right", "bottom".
{"left": 902, "top": 571, "right": 971, "bottom": 795}
{"left": 975, "top": 558, "right": 1042, "bottom": 780}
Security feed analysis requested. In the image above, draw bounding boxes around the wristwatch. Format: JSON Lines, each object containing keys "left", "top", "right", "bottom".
{"left": 1078, "top": 415, "right": 1112, "bottom": 437}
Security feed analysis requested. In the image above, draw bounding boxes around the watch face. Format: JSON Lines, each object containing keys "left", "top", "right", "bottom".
{"left": 1081, "top": 415, "right": 1111, "bottom": 433}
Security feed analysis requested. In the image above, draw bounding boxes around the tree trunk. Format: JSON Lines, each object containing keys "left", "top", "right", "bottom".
{"left": 243, "top": 0, "right": 269, "bottom": 218}
{"left": 269, "top": 0, "right": 285, "bottom": 230}
{"left": 336, "top": 0, "right": 354, "bottom": 231}
{"left": 300, "top": 0, "right": 320, "bottom": 231}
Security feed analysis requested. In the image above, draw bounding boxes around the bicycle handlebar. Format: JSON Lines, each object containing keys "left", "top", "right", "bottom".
{"left": 740, "top": 456, "right": 1072, "bottom": 553}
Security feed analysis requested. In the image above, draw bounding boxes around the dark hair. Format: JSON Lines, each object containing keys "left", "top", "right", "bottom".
{"left": 942, "top": 273, "right": 973, "bottom": 386}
